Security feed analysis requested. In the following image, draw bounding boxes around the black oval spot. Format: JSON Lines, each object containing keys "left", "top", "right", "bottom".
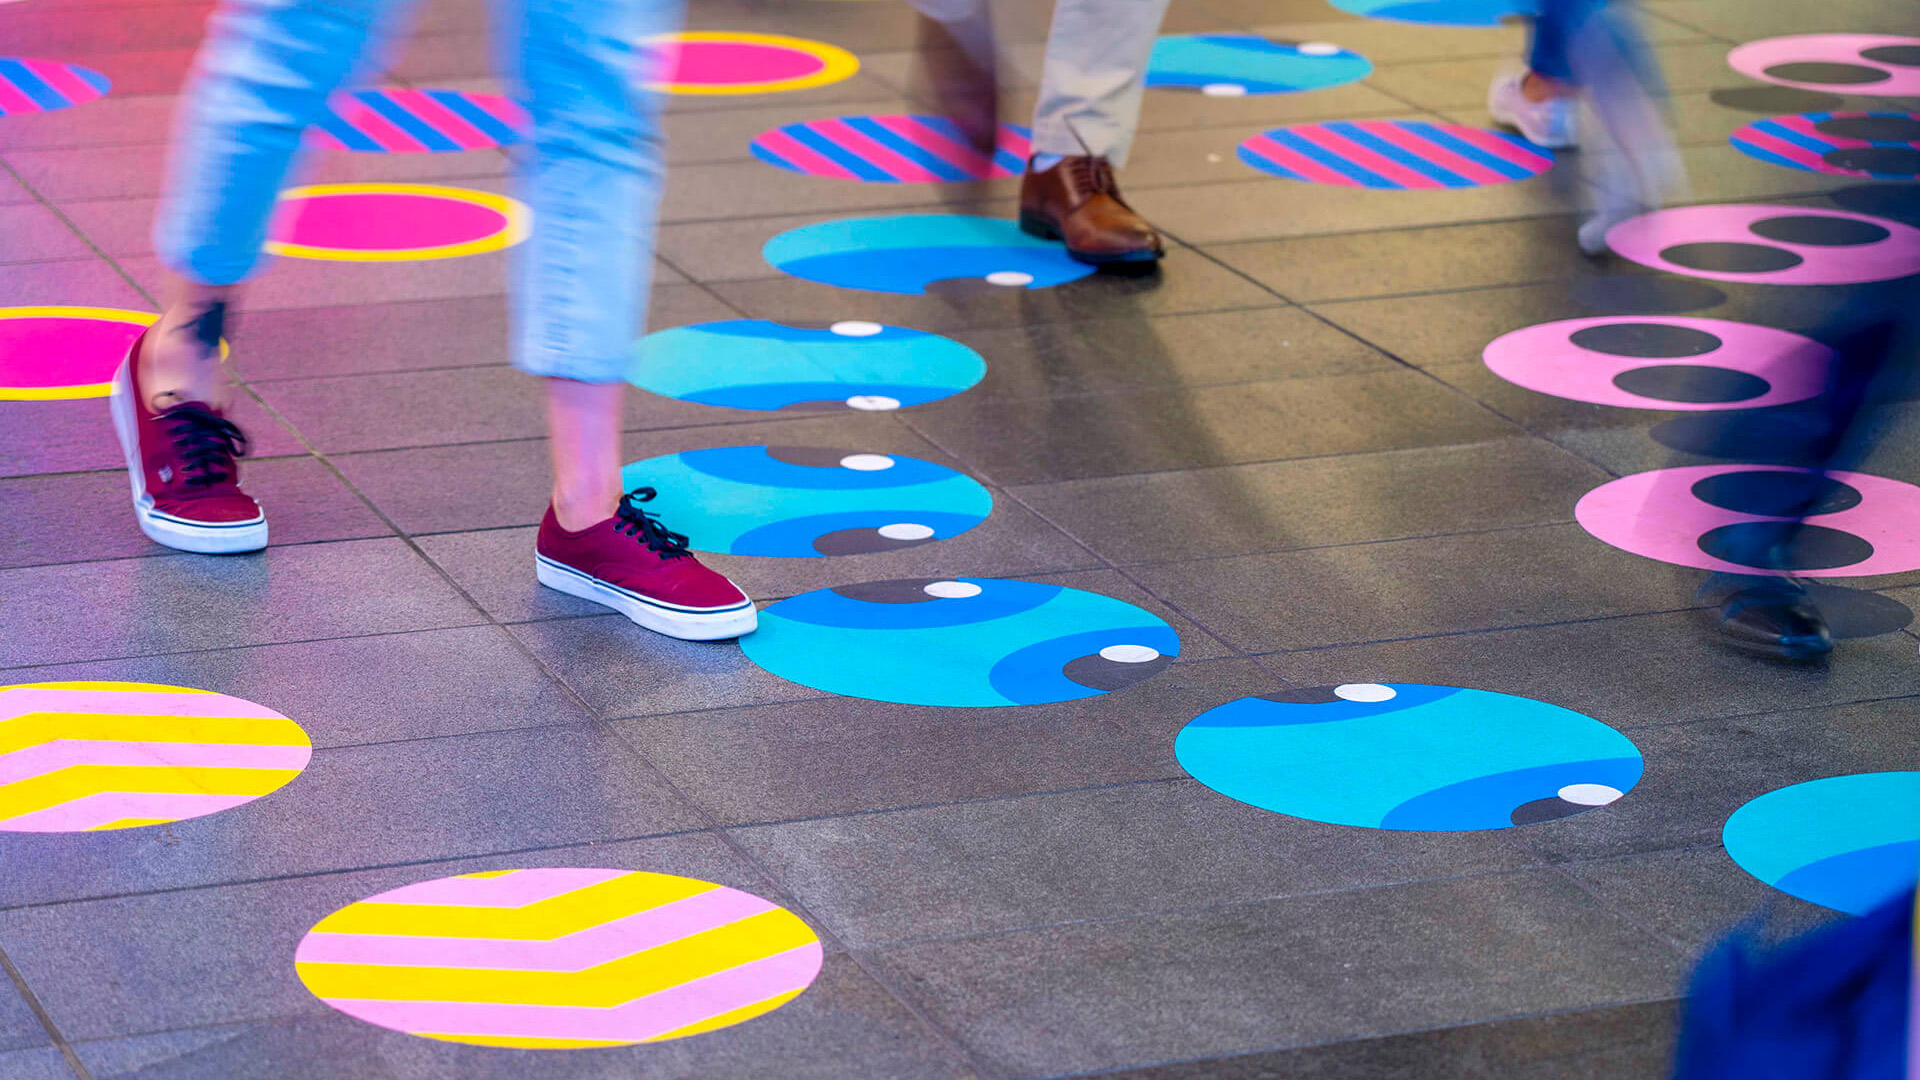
{"left": 1571, "top": 276, "right": 1727, "bottom": 314}
{"left": 1812, "top": 115, "right": 1920, "bottom": 142}
{"left": 812, "top": 527, "right": 938, "bottom": 556}
{"left": 1063, "top": 651, "right": 1172, "bottom": 691}
{"left": 1763, "top": 61, "right": 1891, "bottom": 85}
{"left": 1692, "top": 471, "right": 1863, "bottom": 515}
{"left": 1511, "top": 797, "right": 1593, "bottom": 826}
{"left": 765, "top": 445, "right": 859, "bottom": 468}
{"left": 1659, "top": 241, "right": 1803, "bottom": 272}
{"left": 1859, "top": 45, "right": 1920, "bottom": 67}
{"left": 1697, "top": 522, "right": 1874, "bottom": 571}
{"left": 1571, "top": 322, "right": 1722, "bottom": 358}
{"left": 1612, "top": 364, "right": 1770, "bottom": 403}
{"left": 1711, "top": 87, "right": 1846, "bottom": 113}
{"left": 1828, "top": 183, "right": 1920, "bottom": 224}
{"left": 1800, "top": 582, "right": 1915, "bottom": 639}
{"left": 1750, "top": 214, "right": 1892, "bottom": 246}
{"left": 832, "top": 579, "right": 941, "bottom": 603}
{"left": 1823, "top": 147, "right": 1920, "bottom": 176}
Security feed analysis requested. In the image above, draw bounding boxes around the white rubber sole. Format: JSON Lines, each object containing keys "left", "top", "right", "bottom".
{"left": 536, "top": 554, "right": 758, "bottom": 641}
{"left": 109, "top": 362, "right": 269, "bottom": 555}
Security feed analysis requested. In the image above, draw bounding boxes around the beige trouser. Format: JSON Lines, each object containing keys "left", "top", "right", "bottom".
{"left": 910, "top": 0, "right": 1172, "bottom": 167}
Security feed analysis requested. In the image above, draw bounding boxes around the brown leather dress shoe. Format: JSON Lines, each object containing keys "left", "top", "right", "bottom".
{"left": 1018, "top": 155, "right": 1165, "bottom": 265}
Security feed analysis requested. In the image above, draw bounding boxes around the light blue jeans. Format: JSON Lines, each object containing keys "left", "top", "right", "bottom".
{"left": 155, "top": 0, "right": 682, "bottom": 382}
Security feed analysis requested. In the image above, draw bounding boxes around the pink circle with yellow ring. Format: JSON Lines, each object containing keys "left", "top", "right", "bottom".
{"left": 1728, "top": 34, "right": 1920, "bottom": 96}
{"left": 645, "top": 32, "right": 859, "bottom": 95}
{"left": 0, "top": 307, "right": 149, "bottom": 401}
{"left": 1482, "top": 316, "right": 1833, "bottom": 411}
{"left": 265, "top": 183, "right": 529, "bottom": 262}
{"left": 1575, "top": 464, "right": 1920, "bottom": 576}
{"left": 1604, "top": 203, "right": 1920, "bottom": 286}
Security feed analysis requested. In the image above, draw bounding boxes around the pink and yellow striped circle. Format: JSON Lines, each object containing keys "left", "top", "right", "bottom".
{"left": 296, "top": 868, "right": 825, "bottom": 1048}
{"left": 0, "top": 682, "right": 311, "bottom": 833}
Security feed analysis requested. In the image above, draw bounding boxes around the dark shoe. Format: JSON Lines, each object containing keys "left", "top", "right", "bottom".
{"left": 1018, "top": 155, "right": 1164, "bottom": 265}
{"left": 1717, "top": 583, "right": 1833, "bottom": 663}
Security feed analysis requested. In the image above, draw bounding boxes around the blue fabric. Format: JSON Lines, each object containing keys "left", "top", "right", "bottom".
{"left": 1526, "top": 0, "right": 1609, "bottom": 80}
{"left": 154, "top": 0, "right": 683, "bottom": 382}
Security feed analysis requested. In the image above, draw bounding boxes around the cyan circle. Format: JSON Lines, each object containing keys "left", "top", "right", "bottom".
{"left": 762, "top": 215, "right": 1096, "bottom": 294}
{"left": 629, "top": 320, "right": 985, "bottom": 411}
{"left": 1147, "top": 35, "right": 1372, "bottom": 94}
{"left": 621, "top": 447, "right": 992, "bottom": 558}
{"left": 1327, "top": 0, "right": 1529, "bottom": 26}
{"left": 741, "top": 578, "right": 1180, "bottom": 705}
{"left": 1175, "top": 685, "right": 1644, "bottom": 830}
{"left": 1723, "top": 771, "right": 1920, "bottom": 914}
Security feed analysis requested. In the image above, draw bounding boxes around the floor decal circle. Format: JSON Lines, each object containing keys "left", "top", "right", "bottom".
{"left": 0, "top": 682, "right": 311, "bottom": 833}
{"left": 1175, "top": 684, "right": 1643, "bottom": 830}
{"left": 1604, "top": 204, "right": 1920, "bottom": 285}
{"left": 1731, "top": 112, "right": 1920, "bottom": 180}
{"left": 1575, "top": 464, "right": 1920, "bottom": 576}
{"left": 0, "top": 306, "right": 152, "bottom": 400}
{"left": 1326, "top": 0, "right": 1526, "bottom": 26}
{"left": 1728, "top": 35, "right": 1920, "bottom": 97}
{"left": 741, "top": 578, "right": 1180, "bottom": 706}
{"left": 295, "top": 868, "right": 824, "bottom": 1048}
{"left": 620, "top": 446, "right": 992, "bottom": 557}
{"left": 311, "top": 87, "right": 527, "bottom": 153}
{"left": 1481, "top": 316, "right": 1834, "bottom": 411}
{"left": 631, "top": 319, "right": 985, "bottom": 412}
{"left": 1238, "top": 120, "right": 1553, "bottom": 189}
{"left": 751, "top": 114, "right": 1030, "bottom": 182}
{"left": 646, "top": 31, "right": 858, "bottom": 95}
{"left": 1145, "top": 35, "right": 1372, "bottom": 96}
{"left": 762, "top": 214, "right": 1096, "bottom": 294}
{"left": 0, "top": 57, "right": 110, "bottom": 117}
{"left": 265, "top": 183, "right": 529, "bottom": 262}
{"left": 1723, "top": 772, "right": 1919, "bottom": 915}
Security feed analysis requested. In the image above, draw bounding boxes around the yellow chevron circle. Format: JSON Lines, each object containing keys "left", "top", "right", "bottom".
{"left": 295, "top": 868, "right": 826, "bottom": 1048}
{"left": 0, "top": 682, "right": 312, "bottom": 833}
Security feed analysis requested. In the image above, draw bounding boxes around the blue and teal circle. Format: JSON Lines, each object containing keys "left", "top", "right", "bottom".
{"left": 761, "top": 214, "right": 1096, "bottom": 295}
{"left": 1146, "top": 35, "right": 1372, "bottom": 95}
{"left": 1723, "top": 771, "right": 1920, "bottom": 915}
{"left": 1329, "top": 0, "right": 1530, "bottom": 26}
{"left": 741, "top": 578, "right": 1180, "bottom": 706}
{"left": 629, "top": 320, "right": 985, "bottom": 412}
{"left": 1175, "top": 684, "right": 1644, "bottom": 830}
{"left": 621, "top": 447, "right": 992, "bottom": 558}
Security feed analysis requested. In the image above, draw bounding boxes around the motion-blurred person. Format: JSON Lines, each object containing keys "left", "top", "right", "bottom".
{"left": 115, "top": 0, "right": 757, "bottom": 641}
{"left": 912, "top": 0, "right": 1170, "bottom": 267}
{"left": 1487, "top": 0, "right": 1683, "bottom": 250}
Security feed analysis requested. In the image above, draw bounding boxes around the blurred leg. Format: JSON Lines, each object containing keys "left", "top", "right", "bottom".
{"left": 1029, "top": 0, "right": 1170, "bottom": 167}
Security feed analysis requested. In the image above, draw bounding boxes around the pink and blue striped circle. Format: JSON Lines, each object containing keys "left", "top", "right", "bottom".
{"left": 751, "top": 114, "right": 1032, "bottom": 183}
{"left": 1238, "top": 119, "right": 1554, "bottom": 188}
{"left": 311, "top": 87, "right": 528, "bottom": 154}
{"left": 0, "top": 57, "right": 109, "bottom": 117}
{"left": 1731, "top": 111, "right": 1920, "bottom": 180}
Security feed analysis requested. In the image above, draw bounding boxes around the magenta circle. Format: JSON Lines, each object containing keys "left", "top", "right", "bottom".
{"left": 268, "top": 191, "right": 507, "bottom": 252}
{"left": 0, "top": 316, "right": 142, "bottom": 390}
{"left": 1576, "top": 464, "right": 1920, "bottom": 576}
{"left": 669, "top": 41, "right": 826, "bottom": 86}
{"left": 1604, "top": 204, "right": 1920, "bottom": 285}
{"left": 1729, "top": 34, "right": 1920, "bottom": 96}
{"left": 1482, "top": 316, "right": 1833, "bottom": 410}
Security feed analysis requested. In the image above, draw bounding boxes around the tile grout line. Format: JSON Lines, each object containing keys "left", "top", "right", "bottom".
{"left": 0, "top": 156, "right": 162, "bottom": 308}
{"left": 0, "top": 943, "right": 95, "bottom": 1080}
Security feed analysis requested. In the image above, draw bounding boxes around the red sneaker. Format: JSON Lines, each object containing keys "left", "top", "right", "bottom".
{"left": 108, "top": 328, "right": 267, "bottom": 554}
{"left": 535, "top": 488, "right": 756, "bottom": 641}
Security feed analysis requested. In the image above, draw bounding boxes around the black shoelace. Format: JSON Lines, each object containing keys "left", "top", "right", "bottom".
{"left": 158, "top": 403, "right": 248, "bottom": 488}
{"left": 613, "top": 487, "right": 692, "bottom": 559}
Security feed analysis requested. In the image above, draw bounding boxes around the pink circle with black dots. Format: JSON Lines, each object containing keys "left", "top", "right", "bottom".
{"left": 1576, "top": 464, "right": 1920, "bottom": 577}
{"left": 1604, "top": 204, "right": 1920, "bottom": 285}
{"left": 1482, "top": 316, "right": 1833, "bottom": 411}
{"left": 1728, "top": 34, "right": 1920, "bottom": 96}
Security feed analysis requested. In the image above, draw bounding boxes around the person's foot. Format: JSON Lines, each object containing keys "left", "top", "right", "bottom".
{"left": 1716, "top": 581, "right": 1833, "bottom": 663}
{"left": 535, "top": 487, "right": 757, "bottom": 641}
{"left": 108, "top": 328, "right": 266, "bottom": 554}
{"left": 1018, "top": 155, "right": 1164, "bottom": 266}
{"left": 1488, "top": 71, "right": 1578, "bottom": 148}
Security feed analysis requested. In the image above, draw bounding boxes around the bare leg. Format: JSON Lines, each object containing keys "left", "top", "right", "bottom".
{"left": 544, "top": 377, "right": 624, "bottom": 531}
{"left": 138, "top": 278, "right": 236, "bottom": 411}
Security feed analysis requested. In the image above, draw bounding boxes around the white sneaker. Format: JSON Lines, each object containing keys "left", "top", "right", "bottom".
{"left": 1488, "top": 72, "right": 1578, "bottom": 149}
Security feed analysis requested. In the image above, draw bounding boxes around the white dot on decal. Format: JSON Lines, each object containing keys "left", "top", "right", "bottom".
{"left": 839, "top": 453, "right": 895, "bottom": 471}
{"left": 1099, "top": 644, "right": 1161, "bottom": 664}
{"left": 924, "top": 580, "right": 982, "bottom": 598}
{"left": 1558, "top": 783, "right": 1624, "bottom": 806}
{"left": 845, "top": 395, "right": 901, "bottom": 411}
{"left": 1334, "top": 683, "right": 1397, "bottom": 702}
{"left": 879, "top": 523, "right": 935, "bottom": 540}
{"left": 985, "top": 270, "right": 1033, "bottom": 287}
{"left": 831, "top": 320, "right": 883, "bottom": 337}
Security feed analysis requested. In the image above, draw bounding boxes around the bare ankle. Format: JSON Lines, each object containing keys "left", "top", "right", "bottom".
{"left": 140, "top": 300, "right": 230, "bottom": 411}
{"left": 552, "top": 491, "right": 618, "bottom": 532}
{"left": 1520, "top": 71, "right": 1573, "bottom": 103}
